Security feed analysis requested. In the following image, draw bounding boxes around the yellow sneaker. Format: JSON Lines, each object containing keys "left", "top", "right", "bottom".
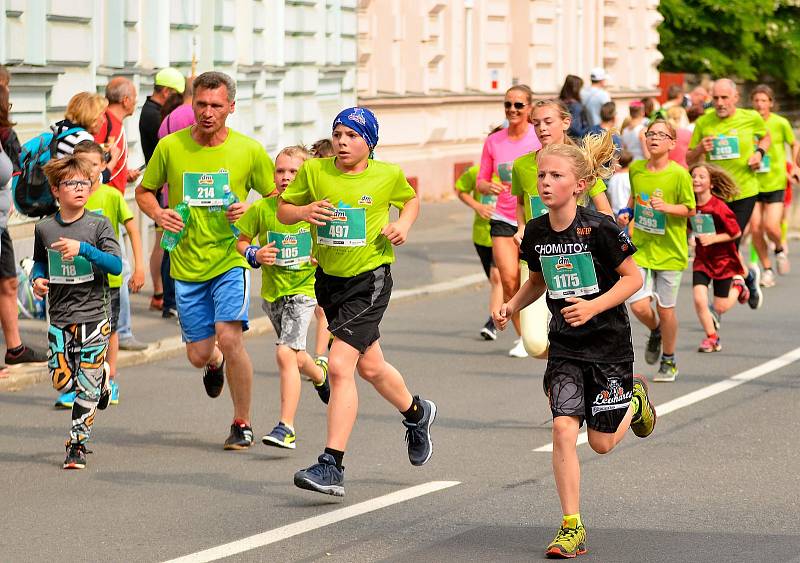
{"left": 631, "top": 375, "right": 657, "bottom": 437}
{"left": 545, "top": 517, "right": 587, "bottom": 558}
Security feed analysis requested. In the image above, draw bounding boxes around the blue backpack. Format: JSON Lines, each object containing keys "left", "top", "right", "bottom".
{"left": 11, "top": 125, "right": 82, "bottom": 217}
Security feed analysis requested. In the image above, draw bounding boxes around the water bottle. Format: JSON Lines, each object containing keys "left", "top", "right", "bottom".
{"left": 161, "top": 200, "right": 191, "bottom": 252}
{"left": 223, "top": 186, "right": 240, "bottom": 237}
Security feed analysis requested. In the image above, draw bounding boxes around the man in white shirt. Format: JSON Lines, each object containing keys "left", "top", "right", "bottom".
{"left": 581, "top": 67, "right": 612, "bottom": 127}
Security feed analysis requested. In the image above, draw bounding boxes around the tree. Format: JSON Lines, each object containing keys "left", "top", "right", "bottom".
{"left": 658, "top": 0, "right": 800, "bottom": 93}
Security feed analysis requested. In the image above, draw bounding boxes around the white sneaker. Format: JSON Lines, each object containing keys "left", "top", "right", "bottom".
{"left": 760, "top": 268, "right": 776, "bottom": 288}
{"left": 508, "top": 339, "right": 529, "bottom": 358}
{"left": 776, "top": 251, "right": 791, "bottom": 275}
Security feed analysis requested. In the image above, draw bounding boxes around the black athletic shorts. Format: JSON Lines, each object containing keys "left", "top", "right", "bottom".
{"left": 474, "top": 243, "right": 494, "bottom": 279}
{"left": 315, "top": 264, "right": 392, "bottom": 354}
{"left": 489, "top": 219, "right": 517, "bottom": 238}
{"left": 692, "top": 271, "right": 733, "bottom": 298}
{"left": 756, "top": 189, "right": 785, "bottom": 204}
{"left": 0, "top": 229, "right": 15, "bottom": 279}
{"left": 544, "top": 358, "right": 633, "bottom": 434}
{"left": 726, "top": 196, "right": 757, "bottom": 247}
{"left": 109, "top": 288, "right": 121, "bottom": 333}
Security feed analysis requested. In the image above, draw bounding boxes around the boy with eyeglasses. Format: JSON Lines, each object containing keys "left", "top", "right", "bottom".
{"left": 32, "top": 154, "right": 122, "bottom": 469}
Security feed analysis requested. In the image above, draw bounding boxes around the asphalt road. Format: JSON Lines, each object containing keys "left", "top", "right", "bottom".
{"left": 1, "top": 204, "right": 800, "bottom": 562}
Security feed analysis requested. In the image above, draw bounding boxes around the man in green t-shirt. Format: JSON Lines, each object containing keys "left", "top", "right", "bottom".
{"left": 687, "top": 78, "right": 770, "bottom": 307}
{"left": 136, "top": 72, "right": 275, "bottom": 451}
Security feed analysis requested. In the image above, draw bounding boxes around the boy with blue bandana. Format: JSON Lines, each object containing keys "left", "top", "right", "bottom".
{"left": 278, "top": 107, "right": 437, "bottom": 497}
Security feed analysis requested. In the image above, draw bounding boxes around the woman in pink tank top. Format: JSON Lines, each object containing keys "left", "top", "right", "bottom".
{"left": 477, "top": 85, "right": 541, "bottom": 357}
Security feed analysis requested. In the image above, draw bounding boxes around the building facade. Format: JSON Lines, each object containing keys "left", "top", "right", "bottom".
{"left": 357, "top": 0, "right": 663, "bottom": 198}
{"left": 1, "top": 0, "right": 357, "bottom": 161}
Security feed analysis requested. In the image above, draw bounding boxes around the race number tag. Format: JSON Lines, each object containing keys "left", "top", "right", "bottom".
{"left": 539, "top": 252, "right": 600, "bottom": 299}
{"left": 317, "top": 207, "right": 367, "bottom": 247}
{"left": 480, "top": 193, "right": 497, "bottom": 206}
{"left": 691, "top": 213, "right": 716, "bottom": 235}
{"left": 709, "top": 135, "right": 740, "bottom": 161}
{"left": 183, "top": 172, "right": 229, "bottom": 206}
{"left": 267, "top": 230, "right": 312, "bottom": 267}
{"left": 757, "top": 154, "right": 771, "bottom": 174}
{"left": 47, "top": 249, "right": 94, "bottom": 284}
{"left": 529, "top": 195, "right": 548, "bottom": 219}
{"left": 497, "top": 162, "right": 513, "bottom": 184}
{"left": 634, "top": 202, "right": 666, "bottom": 235}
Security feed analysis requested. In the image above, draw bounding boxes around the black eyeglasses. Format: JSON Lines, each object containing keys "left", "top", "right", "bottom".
{"left": 645, "top": 131, "right": 674, "bottom": 140}
{"left": 504, "top": 101, "right": 527, "bottom": 110}
{"left": 58, "top": 180, "right": 91, "bottom": 191}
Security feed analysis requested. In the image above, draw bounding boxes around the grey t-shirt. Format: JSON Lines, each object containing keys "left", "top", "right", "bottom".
{"left": 33, "top": 211, "right": 121, "bottom": 325}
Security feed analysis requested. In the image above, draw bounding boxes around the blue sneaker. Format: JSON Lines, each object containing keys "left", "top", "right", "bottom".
{"left": 262, "top": 422, "right": 296, "bottom": 449}
{"left": 54, "top": 391, "right": 76, "bottom": 409}
{"left": 110, "top": 380, "right": 120, "bottom": 405}
{"left": 403, "top": 396, "right": 437, "bottom": 466}
{"left": 294, "top": 453, "right": 345, "bottom": 497}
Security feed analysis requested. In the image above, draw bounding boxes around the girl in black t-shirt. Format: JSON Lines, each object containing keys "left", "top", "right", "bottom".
{"left": 494, "top": 132, "right": 657, "bottom": 559}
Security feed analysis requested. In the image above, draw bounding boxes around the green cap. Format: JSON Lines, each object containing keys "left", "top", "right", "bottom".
{"left": 154, "top": 67, "right": 185, "bottom": 94}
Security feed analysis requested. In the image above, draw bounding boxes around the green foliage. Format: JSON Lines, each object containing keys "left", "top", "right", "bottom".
{"left": 658, "top": 0, "right": 800, "bottom": 93}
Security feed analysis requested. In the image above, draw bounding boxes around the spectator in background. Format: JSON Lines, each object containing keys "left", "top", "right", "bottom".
{"left": 0, "top": 69, "right": 48, "bottom": 376}
{"left": 608, "top": 149, "right": 633, "bottom": 218}
{"left": 641, "top": 96, "right": 660, "bottom": 122}
{"left": 587, "top": 101, "right": 623, "bottom": 153}
{"left": 666, "top": 105, "right": 691, "bottom": 168}
{"left": 0, "top": 66, "right": 9, "bottom": 90}
{"left": 559, "top": 74, "right": 589, "bottom": 139}
{"left": 95, "top": 77, "right": 141, "bottom": 194}
{"left": 686, "top": 104, "right": 704, "bottom": 132}
{"left": 662, "top": 84, "right": 687, "bottom": 111}
{"left": 580, "top": 67, "right": 612, "bottom": 127}
{"left": 155, "top": 77, "right": 195, "bottom": 320}
{"left": 621, "top": 101, "right": 647, "bottom": 160}
{"left": 140, "top": 68, "right": 185, "bottom": 314}
{"left": 690, "top": 86, "right": 712, "bottom": 111}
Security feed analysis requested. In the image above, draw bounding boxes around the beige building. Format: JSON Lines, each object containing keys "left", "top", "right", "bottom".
{"left": 357, "top": 0, "right": 662, "bottom": 199}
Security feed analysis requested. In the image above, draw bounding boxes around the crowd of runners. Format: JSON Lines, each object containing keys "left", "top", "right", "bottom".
{"left": 1, "top": 62, "right": 796, "bottom": 559}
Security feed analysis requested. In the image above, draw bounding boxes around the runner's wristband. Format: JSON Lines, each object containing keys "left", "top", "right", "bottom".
{"left": 755, "top": 147, "right": 766, "bottom": 158}
{"left": 244, "top": 245, "right": 261, "bottom": 269}
{"left": 617, "top": 207, "right": 633, "bottom": 218}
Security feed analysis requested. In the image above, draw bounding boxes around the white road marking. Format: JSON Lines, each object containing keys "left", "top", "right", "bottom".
{"left": 163, "top": 480, "right": 461, "bottom": 563}
{"left": 533, "top": 345, "right": 800, "bottom": 453}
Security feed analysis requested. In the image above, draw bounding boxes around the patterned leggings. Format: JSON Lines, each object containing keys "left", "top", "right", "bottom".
{"left": 48, "top": 319, "right": 110, "bottom": 444}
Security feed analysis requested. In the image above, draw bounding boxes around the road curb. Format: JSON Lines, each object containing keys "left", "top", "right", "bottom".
{"left": 0, "top": 273, "right": 487, "bottom": 393}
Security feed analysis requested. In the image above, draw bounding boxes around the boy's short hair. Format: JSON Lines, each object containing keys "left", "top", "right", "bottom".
{"left": 42, "top": 154, "right": 94, "bottom": 190}
{"left": 310, "top": 138, "right": 334, "bottom": 158}
{"left": 617, "top": 149, "right": 634, "bottom": 168}
{"left": 73, "top": 139, "right": 104, "bottom": 158}
{"left": 277, "top": 145, "right": 311, "bottom": 163}
{"left": 600, "top": 101, "right": 617, "bottom": 122}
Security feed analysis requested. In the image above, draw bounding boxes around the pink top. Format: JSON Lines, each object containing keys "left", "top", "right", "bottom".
{"left": 669, "top": 128, "right": 691, "bottom": 169}
{"left": 158, "top": 104, "right": 196, "bottom": 139}
{"left": 478, "top": 126, "right": 541, "bottom": 224}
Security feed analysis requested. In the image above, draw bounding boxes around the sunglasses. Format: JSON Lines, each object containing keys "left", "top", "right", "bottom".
{"left": 504, "top": 101, "right": 527, "bottom": 110}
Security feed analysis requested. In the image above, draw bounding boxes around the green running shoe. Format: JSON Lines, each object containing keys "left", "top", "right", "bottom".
{"left": 545, "top": 517, "right": 587, "bottom": 558}
{"left": 653, "top": 358, "right": 678, "bottom": 382}
{"left": 631, "top": 375, "right": 656, "bottom": 438}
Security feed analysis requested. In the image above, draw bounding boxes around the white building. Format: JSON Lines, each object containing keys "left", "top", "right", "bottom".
{"left": 1, "top": 0, "right": 358, "bottom": 159}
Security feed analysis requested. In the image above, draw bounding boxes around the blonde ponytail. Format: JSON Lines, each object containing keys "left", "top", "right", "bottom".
{"left": 537, "top": 130, "right": 617, "bottom": 197}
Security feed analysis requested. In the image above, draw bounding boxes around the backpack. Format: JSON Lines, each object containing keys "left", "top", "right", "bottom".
{"left": 11, "top": 125, "right": 82, "bottom": 217}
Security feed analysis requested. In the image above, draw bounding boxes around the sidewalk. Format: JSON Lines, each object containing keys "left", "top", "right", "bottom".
{"left": 0, "top": 198, "right": 486, "bottom": 391}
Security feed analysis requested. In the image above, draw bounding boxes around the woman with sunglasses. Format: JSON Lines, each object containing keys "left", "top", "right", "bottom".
{"left": 477, "top": 85, "right": 541, "bottom": 358}
{"left": 620, "top": 119, "right": 695, "bottom": 383}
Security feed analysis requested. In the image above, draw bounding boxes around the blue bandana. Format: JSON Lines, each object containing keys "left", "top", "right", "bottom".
{"left": 332, "top": 107, "right": 379, "bottom": 158}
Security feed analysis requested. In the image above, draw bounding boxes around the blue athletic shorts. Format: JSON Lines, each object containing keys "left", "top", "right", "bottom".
{"left": 175, "top": 267, "right": 250, "bottom": 343}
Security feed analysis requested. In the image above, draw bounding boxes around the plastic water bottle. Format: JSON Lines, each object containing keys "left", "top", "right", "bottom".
{"left": 223, "top": 186, "right": 240, "bottom": 237}
{"left": 161, "top": 200, "right": 191, "bottom": 252}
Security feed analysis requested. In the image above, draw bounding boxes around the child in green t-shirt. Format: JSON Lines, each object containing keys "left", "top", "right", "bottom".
{"left": 53, "top": 141, "right": 145, "bottom": 408}
{"left": 235, "top": 146, "right": 329, "bottom": 450}
{"left": 278, "top": 107, "right": 436, "bottom": 497}
{"left": 620, "top": 119, "right": 695, "bottom": 382}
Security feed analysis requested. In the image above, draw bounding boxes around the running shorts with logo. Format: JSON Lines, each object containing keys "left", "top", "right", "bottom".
{"left": 544, "top": 358, "right": 633, "bottom": 433}
{"left": 315, "top": 265, "right": 392, "bottom": 354}
{"left": 262, "top": 294, "right": 317, "bottom": 351}
{"left": 175, "top": 267, "right": 250, "bottom": 343}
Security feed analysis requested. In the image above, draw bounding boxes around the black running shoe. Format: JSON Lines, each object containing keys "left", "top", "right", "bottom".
{"left": 223, "top": 421, "right": 254, "bottom": 450}
{"left": 480, "top": 317, "right": 497, "bottom": 341}
{"left": 97, "top": 362, "right": 111, "bottom": 410}
{"left": 203, "top": 358, "right": 225, "bottom": 398}
{"left": 746, "top": 266, "right": 763, "bottom": 310}
{"left": 644, "top": 329, "right": 662, "bottom": 365}
{"left": 5, "top": 344, "right": 48, "bottom": 365}
{"left": 313, "top": 358, "right": 330, "bottom": 404}
{"left": 63, "top": 441, "right": 87, "bottom": 470}
{"left": 294, "top": 453, "right": 345, "bottom": 497}
{"left": 403, "top": 397, "right": 437, "bottom": 466}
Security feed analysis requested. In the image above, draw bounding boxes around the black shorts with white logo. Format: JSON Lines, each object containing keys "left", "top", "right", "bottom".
{"left": 543, "top": 358, "right": 633, "bottom": 433}
{"left": 315, "top": 264, "right": 392, "bottom": 354}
